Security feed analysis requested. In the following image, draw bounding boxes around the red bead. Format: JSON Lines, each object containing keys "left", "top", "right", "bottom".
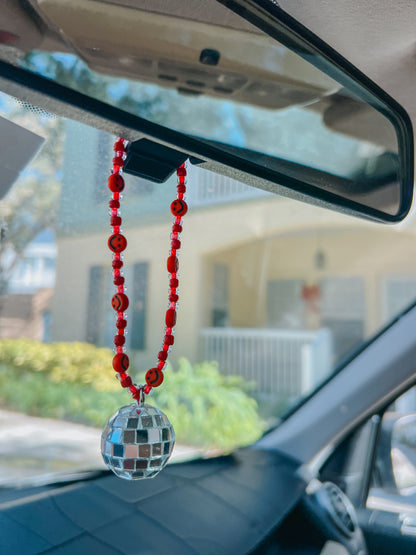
{"left": 144, "top": 384, "right": 152, "bottom": 395}
{"left": 169, "top": 293, "right": 179, "bottom": 302}
{"left": 167, "top": 255, "right": 179, "bottom": 273}
{"left": 121, "top": 376, "right": 132, "bottom": 388}
{"left": 113, "top": 353, "right": 130, "bottom": 372}
{"left": 108, "top": 233, "right": 127, "bottom": 253}
{"left": 170, "top": 278, "right": 179, "bottom": 288}
{"left": 165, "top": 308, "right": 176, "bottom": 327}
{"left": 116, "top": 318, "right": 127, "bottom": 329}
{"left": 164, "top": 334, "right": 174, "bottom": 346}
{"left": 171, "top": 239, "right": 181, "bottom": 250}
{"left": 170, "top": 199, "right": 188, "bottom": 216}
{"left": 112, "top": 259, "right": 123, "bottom": 269}
{"left": 158, "top": 350, "right": 168, "bottom": 361}
{"left": 177, "top": 167, "right": 186, "bottom": 176}
{"left": 111, "top": 293, "right": 129, "bottom": 311}
{"left": 114, "top": 139, "right": 125, "bottom": 152}
{"left": 109, "top": 199, "right": 120, "bottom": 209}
{"left": 111, "top": 215, "right": 122, "bottom": 226}
{"left": 113, "top": 156, "right": 124, "bottom": 167}
{"left": 172, "top": 223, "right": 182, "bottom": 233}
{"left": 145, "top": 368, "right": 164, "bottom": 387}
{"left": 132, "top": 389, "right": 142, "bottom": 400}
{"left": 113, "top": 276, "right": 125, "bottom": 286}
{"left": 157, "top": 361, "right": 165, "bottom": 370}
{"left": 177, "top": 184, "right": 186, "bottom": 194}
{"left": 114, "top": 335, "right": 126, "bottom": 346}
{"left": 108, "top": 173, "right": 125, "bottom": 192}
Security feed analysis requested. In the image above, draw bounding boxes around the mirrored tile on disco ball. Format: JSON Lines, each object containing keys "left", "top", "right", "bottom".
{"left": 101, "top": 403, "right": 175, "bottom": 480}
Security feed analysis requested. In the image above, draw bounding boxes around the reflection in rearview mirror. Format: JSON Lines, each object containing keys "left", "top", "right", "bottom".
{"left": 0, "top": 0, "right": 412, "bottom": 221}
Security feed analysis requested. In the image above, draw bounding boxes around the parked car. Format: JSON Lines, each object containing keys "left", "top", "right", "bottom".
{"left": 0, "top": 1, "right": 415, "bottom": 554}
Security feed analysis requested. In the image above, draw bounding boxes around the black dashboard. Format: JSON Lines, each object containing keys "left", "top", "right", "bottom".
{"left": 0, "top": 448, "right": 364, "bottom": 554}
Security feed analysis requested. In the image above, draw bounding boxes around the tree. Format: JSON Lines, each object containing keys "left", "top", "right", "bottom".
{"left": 0, "top": 98, "right": 63, "bottom": 294}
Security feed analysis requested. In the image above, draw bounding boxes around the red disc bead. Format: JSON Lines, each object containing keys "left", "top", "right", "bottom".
{"left": 108, "top": 173, "right": 125, "bottom": 192}
{"left": 145, "top": 368, "right": 164, "bottom": 387}
{"left": 109, "top": 199, "right": 120, "bottom": 209}
{"left": 114, "top": 335, "right": 126, "bottom": 346}
{"left": 170, "top": 199, "right": 188, "bottom": 217}
{"left": 108, "top": 233, "right": 127, "bottom": 253}
{"left": 116, "top": 318, "right": 127, "bottom": 329}
{"left": 172, "top": 223, "right": 182, "bottom": 233}
{"left": 113, "top": 353, "right": 130, "bottom": 372}
{"left": 177, "top": 167, "right": 186, "bottom": 176}
{"left": 111, "top": 215, "right": 122, "bottom": 226}
{"left": 164, "top": 334, "right": 174, "bottom": 346}
{"left": 171, "top": 239, "right": 181, "bottom": 250}
{"left": 121, "top": 376, "right": 133, "bottom": 388}
{"left": 165, "top": 308, "right": 176, "bottom": 327}
{"left": 144, "top": 384, "right": 152, "bottom": 395}
{"left": 158, "top": 350, "right": 168, "bottom": 361}
{"left": 113, "top": 156, "right": 124, "bottom": 167}
{"left": 170, "top": 278, "right": 179, "bottom": 288}
{"left": 113, "top": 276, "right": 125, "bottom": 286}
{"left": 169, "top": 293, "right": 179, "bottom": 302}
{"left": 112, "top": 259, "right": 123, "bottom": 269}
{"left": 167, "top": 255, "right": 179, "bottom": 273}
{"left": 111, "top": 293, "right": 129, "bottom": 311}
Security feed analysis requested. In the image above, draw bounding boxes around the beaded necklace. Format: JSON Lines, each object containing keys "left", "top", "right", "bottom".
{"left": 101, "top": 137, "right": 188, "bottom": 480}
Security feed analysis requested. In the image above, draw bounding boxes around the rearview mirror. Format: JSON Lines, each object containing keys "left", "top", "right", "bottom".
{"left": 0, "top": 0, "right": 412, "bottom": 222}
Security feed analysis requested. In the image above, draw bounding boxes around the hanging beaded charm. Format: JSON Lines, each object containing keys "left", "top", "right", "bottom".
{"left": 101, "top": 138, "right": 188, "bottom": 480}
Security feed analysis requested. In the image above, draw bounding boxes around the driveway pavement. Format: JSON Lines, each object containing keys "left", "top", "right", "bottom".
{"left": 0, "top": 409, "right": 201, "bottom": 487}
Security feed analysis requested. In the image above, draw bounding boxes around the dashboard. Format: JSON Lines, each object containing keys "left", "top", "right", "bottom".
{"left": 0, "top": 447, "right": 366, "bottom": 554}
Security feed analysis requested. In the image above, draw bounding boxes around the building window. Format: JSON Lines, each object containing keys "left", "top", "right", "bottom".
{"left": 130, "top": 262, "right": 149, "bottom": 350}
{"left": 94, "top": 132, "right": 112, "bottom": 202}
{"left": 212, "top": 264, "right": 229, "bottom": 327}
{"left": 43, "top": 310, "right": 51, "bottom": 342}
{"left": 267, "top": 279, "right": 305, "bottom": 329}
{"left": 319, "top": 276, "right": 365, "bottom": 361}
{"left": 86, "top": 265, "right": 104, "bottom": 345}
{"left": 382, "top": 276, "right": 416, "bottom": 322}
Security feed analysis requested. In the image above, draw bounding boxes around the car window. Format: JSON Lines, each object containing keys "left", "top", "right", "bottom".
{"left": 1, "top": 91, "right": 416, "bottom": 487}
{"left": 367, "top": 386, "right": 416, "bottom": 514}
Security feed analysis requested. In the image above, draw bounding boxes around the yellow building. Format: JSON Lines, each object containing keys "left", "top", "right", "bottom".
{"left": 51, "top": 123, "right": 416, "bottom": 400}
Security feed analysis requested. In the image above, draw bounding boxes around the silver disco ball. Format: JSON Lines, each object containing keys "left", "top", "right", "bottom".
{"left": 101, "top": 403, "right": 175, "bottom": 480}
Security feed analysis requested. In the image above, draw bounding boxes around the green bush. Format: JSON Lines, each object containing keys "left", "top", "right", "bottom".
{"left": 0, "top": 340, "right": 265, "bottom": 449}
{"left": 0, "top": 338, "right": 117, "bottom": 390}
{"left": 151, "top": 358, "right": 264, "bottom": 449}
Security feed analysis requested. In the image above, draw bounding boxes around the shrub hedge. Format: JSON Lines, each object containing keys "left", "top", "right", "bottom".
{"left": 0, "top": 339, "right": 264, "bottom": 449}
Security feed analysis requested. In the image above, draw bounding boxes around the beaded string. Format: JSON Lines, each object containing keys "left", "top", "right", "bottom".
{"left": 107, "top": 137, "right": 187, "bottom": 401}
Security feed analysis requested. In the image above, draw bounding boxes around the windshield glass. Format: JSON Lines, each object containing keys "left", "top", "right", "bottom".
{"left": 0, "top": 92, "right": 415, "bottom": 487}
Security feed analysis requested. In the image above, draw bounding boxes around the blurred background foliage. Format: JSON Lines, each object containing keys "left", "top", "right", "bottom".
{"left": 0, "top": 339, "right": 265, "bottom": 450}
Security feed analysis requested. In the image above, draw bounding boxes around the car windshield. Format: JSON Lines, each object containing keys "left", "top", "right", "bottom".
{"left": 0, "top": 88, "right": 415, "bottom": 487}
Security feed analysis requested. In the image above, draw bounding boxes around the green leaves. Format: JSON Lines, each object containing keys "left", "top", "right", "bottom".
{"left": 150, "top": 358, "right": 265, "bottom": 449}
{"left": 0, "top": 340, "right": 265, "bottom": 450}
